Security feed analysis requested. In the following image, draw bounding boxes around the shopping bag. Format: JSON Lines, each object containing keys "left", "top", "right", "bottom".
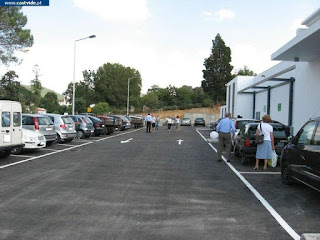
{"left": 271, "top": 150, "right": 278, "bottom": 168}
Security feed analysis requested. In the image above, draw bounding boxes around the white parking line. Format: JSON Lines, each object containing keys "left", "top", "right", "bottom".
{"left": 240, "top": 172, "right": 281, "bottom": 175}
{"left": 56, "top": 144, "right": 76, "bottom": 147}
{"left": 11, "top": 154, "right": 34, "bottom": 158}
{"left": 0, "top": 142, "right": 92, "bottom": 170}
{"left": 197, "top": 130, "right": 299, "bottom": 240}
{"left": 38, "top": 148, "right": 60, "bottom": 152}
{"left": 95, "top": 128, "right": 143, "bottom": 142}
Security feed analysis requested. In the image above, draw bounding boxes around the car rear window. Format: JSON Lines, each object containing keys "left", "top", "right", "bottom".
{"left": 37, "top": 117, "right": 53, "bottom": 125}
{"left": 62, "top": 117, "right": 73, "bottom": 124}
{"left": 83, "top": 116, "right": 92, "bottom": 123}
{"left": 237, "top": 120, "right": 257, "bottom": 130}
{"left": 273, "top": 126, "right": 287, "bottom": 139}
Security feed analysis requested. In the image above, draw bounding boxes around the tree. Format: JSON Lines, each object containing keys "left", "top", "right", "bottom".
{"left": 140, "top": 92, "right": 160, "bottom": 110}
{"left": 0, "top": 70, "right": 19, "bottom": 100}
{"left": 94, "top": 63, "right": 142, "bottom": 109}
{"left": 0, "top": 7, "right": 34, "bottom": 65}
{"left": 176, "top": 85, "right": 193, "bottom": 109}
{"left": 202, "top": 33, "right": 233, "bottom": 103}
{"left": 30, "top": 65, "right": 42, "bottom": 107}
{"left": 40, "top": 92, "right": 60, "bottom": 113}
{"left": 92, "top": 102, "right": 111, "bottom": 115}
{"left": 235, "top": 65, "right": 256, "bottom": 76}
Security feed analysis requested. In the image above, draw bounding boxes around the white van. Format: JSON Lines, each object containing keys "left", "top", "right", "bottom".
{"left": 0, "top": 100, "right": 24, "bottom": 158}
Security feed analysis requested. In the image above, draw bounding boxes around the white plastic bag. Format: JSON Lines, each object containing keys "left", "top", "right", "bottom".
{"left": 271, "top": 150, "right": 278, "bottom": 168}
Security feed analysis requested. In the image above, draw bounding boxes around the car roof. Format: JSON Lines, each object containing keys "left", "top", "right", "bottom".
{"left": 22, "top": 113, "right": 50, "bottom": 117}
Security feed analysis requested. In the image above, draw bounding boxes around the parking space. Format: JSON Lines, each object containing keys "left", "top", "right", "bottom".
{"left": 0, "top": 126, "right": 319, "bottom": 239}
{"left": 197, "top": 128, "right": 320, "bottom": 239}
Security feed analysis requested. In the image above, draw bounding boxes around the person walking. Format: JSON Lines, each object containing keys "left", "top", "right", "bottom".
{"left": 175, "top": 116, "right": 181, "bottom": 131}
{"left": 155, "top": 115, "right": 160, "bottom": 130}
{"left": 145, "top": 113, "right": 152, "bottom": 133}
{"left": 254, "top": 114, "right": 275, "bottom": 171}
{"left": 166, "top": 116, "right": 172, "bottom": 132}
{"left": 152, "top": 115, "right": 156, "bottom": 133}
{"left": 216, "top": 112, "right": 236, "bottom": 162}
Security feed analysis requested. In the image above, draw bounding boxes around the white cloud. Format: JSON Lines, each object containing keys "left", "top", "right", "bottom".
{"left": 73, "top": 0, "right": 151, "bottom": 24}
{"left": 202, "top": 11, "right": 212, "bottom": 17}
{"left": 202, "top": 9, "right": 235, "bottom": 22}
{"left": 214, "top": 9, "right": 235, "bottom": 21}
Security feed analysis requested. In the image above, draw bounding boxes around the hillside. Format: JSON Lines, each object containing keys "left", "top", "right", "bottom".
{"left": 22, "top": 85, "right": 64, "bottom": 102}
{"left": 138, "top": 106, "right": 221, "bottom": 119}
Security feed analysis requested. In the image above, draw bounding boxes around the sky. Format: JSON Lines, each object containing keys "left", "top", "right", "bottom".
{"left": 1, "top": 0, "right": 319, "bottom": 95}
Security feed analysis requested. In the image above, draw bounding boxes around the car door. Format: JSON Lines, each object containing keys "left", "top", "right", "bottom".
{"left": 1, "top": 107, "right": 12, "bottom": 146}
{"left": 303, "top": 121, "right": 320, "bottom": 190}
{"left": 289, "top": 120, "right": 317, "bottom": 182}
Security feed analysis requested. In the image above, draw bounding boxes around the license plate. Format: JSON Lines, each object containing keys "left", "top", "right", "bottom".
{"left": 91, "top": 130, "right": 94, "bottom": 133}
{"left": 46, "top": 128, "right": 52, "bottom": 131}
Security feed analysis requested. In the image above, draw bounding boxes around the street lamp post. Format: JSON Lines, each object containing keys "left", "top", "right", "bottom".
{"left": 72, "top": 35, "right": 96, "bottom": 115}
{"left": 127, "top": 77, "right": 137, "bottom": 117}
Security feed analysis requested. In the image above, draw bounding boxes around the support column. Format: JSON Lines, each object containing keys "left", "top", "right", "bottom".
{"left": 253, "top": 92, "right": 256, "bottom": 119}
{"left": 267, "top": 87, "right": 271, "bottom": 115}
{"left": 288, "top": 78, "right": 295, "bottom": 127}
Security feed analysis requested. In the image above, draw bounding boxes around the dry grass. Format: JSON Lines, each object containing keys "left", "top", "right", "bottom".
{"left": 136, "top": 105, "right": 221, "bottom": 119}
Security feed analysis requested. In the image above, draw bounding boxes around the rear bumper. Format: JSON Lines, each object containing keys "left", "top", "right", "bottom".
{"left": 44, "top": 134, "right": 57, "bottom": 142}
{"left": 60, "top": 132, "right": 77, "bottom": 140}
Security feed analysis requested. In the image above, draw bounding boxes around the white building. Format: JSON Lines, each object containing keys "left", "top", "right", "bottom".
{"left": 221, "top": 8, "right": 320, "bottom": 135}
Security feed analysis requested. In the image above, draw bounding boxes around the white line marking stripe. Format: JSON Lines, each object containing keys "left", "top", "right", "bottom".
{"left": 11, "top": 154, "right": 34, "bottom": 158}
{"left": 198, "top": 131, "right": 299, "bottom": 240}
{"left": 95, "top": 128, "right": 143, "bottom": 142}
{"left": 0, "top": 129, "right": 143, "bottom": 170}
{"left": 240, "top": 172, "right": 281, "bottom": 175}
{"left": 196, "top": 129, "right": 208, "bottom": 142}
{"left": 0, "top": 142, "right": 92, "bottom": 170}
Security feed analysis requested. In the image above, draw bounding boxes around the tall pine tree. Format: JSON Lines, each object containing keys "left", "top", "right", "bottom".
{"left": 202, "top": 33, "right": 233, "bottom": 103}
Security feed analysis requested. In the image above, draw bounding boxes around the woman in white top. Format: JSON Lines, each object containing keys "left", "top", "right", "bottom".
{"left": 175, "top": 116, "right": 181, "bottom": 131}
{"left": 254, "top": 114, "right": 275, "bottom": 171}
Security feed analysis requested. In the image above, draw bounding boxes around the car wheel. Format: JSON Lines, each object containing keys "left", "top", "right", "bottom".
{"left": 77, "top": 130, "right": 85, "bottom": 139}
{"left": 234, "top": 145, "right": 240, "bottom": 157}
{"left": 241, "top": 151, "right": 247, "bottom": 165}
{"left": 1, "top": 150, "right": 11, "bottom": 158}
{"left": 46, "top": 141, "right": 55, "bottom": 146}
{"left": 281, "top": 161, "right": 294, "bottom": 185}
{"left": 11, "top": 146, "right": 22, "bottom": 155}
{"left": 56, "top": 133, "right": 61, "bottom": 143}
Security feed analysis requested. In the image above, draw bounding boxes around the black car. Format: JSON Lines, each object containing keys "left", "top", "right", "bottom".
{"left": 85, "top": 115, "right": 106, "bottom": 136}
{"left": 194, "top": 117, "right": 205, "bottom": 126}
{"left": 281, "top": 117, "right": 320, "bottom": 192}
{"left": 234, "top": 122, "right": 290, "bottom": 165}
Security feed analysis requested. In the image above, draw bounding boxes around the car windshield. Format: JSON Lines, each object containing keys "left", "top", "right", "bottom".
{"left": 183, "top": 118, "right": 190, "bottom": 121}
{"left": 37, "top": 117, "right": 53, "bottom": 125}
{"left": 196, "top": 118, "right": 203, "bottom": 120}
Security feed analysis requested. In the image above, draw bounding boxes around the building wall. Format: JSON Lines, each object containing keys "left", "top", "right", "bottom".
{"left": 292, "top": 61, "right": 320, "bottom": 133}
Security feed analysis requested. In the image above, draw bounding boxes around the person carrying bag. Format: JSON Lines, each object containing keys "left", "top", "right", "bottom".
{"left": 255, "top": 124, "right": 264, "bottom": 144}
{"left": 253, "top": 115, "right": 275, "bottom": 171}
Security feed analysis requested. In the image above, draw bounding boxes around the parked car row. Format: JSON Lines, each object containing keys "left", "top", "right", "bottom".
{"left": 4, "top": 112, "right": 139, "bottom": 155}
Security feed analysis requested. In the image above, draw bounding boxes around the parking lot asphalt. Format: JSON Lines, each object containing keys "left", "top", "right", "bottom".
{"left": 0, "top": 126, "right": 319, "bottom": 240}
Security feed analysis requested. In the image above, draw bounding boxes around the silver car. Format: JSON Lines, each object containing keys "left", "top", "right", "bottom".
{"left": 69, "top": 115, "right": 94, "bottom": 139}
{"left": 44, "top": 113, "right": 77, "bottom": 143}
{"left": 22, "top": 114, "right": 56, "bottom": 146}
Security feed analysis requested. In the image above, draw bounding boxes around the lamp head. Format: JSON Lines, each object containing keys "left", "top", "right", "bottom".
{"left": 89, "top": 35, "right": 96, "bottom": 38}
